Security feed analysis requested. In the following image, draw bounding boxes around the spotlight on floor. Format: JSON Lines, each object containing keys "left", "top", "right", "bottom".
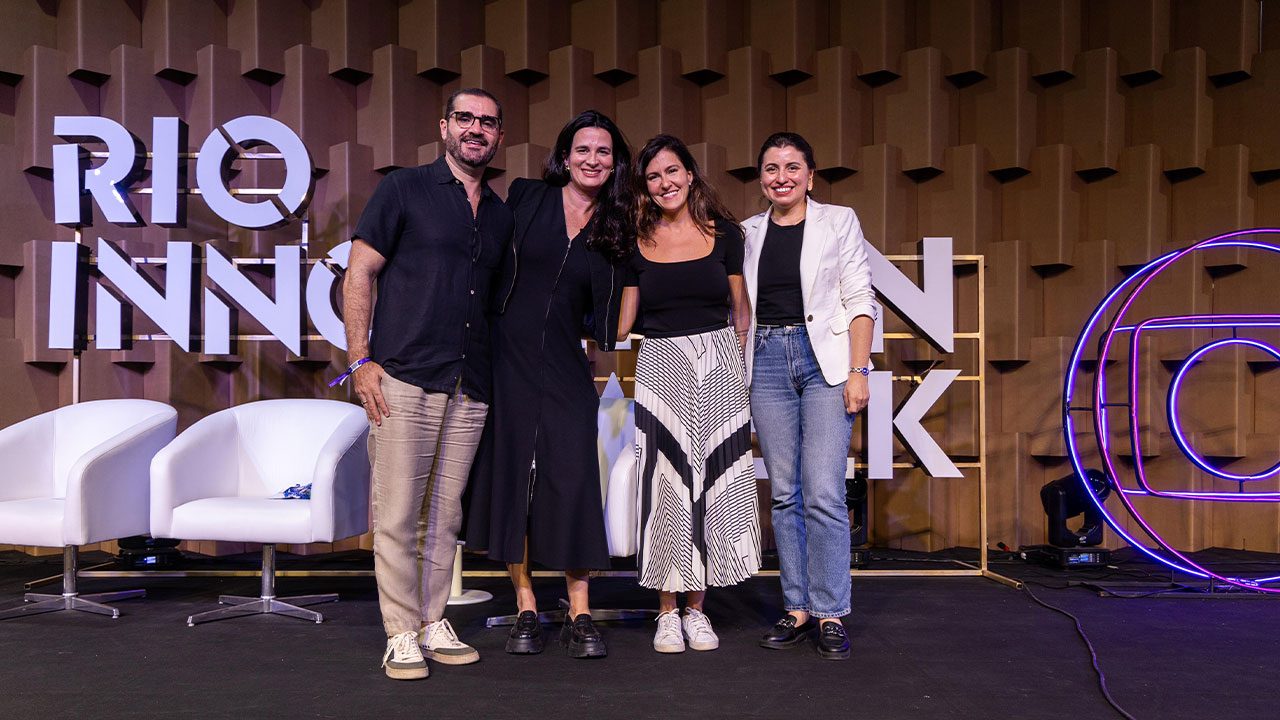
{"left": 1020, "top": 469, "right": 1113, "bottom": 569}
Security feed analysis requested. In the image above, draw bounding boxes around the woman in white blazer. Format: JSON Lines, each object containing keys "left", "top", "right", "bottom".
{"left": 742, "top": 132, "right": 877, "bottom": 661}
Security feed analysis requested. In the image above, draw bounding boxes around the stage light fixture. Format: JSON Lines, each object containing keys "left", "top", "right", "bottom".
{"left": 1042, "top": 468, "right": 1110, "bottom": 548}
{"left": 1020, "top": 469, "right": 1113, "bottom": 569}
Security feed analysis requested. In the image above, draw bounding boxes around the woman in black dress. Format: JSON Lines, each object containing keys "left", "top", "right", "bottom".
{"left": 465, "top": 110, "right": 633, "bottom": 658}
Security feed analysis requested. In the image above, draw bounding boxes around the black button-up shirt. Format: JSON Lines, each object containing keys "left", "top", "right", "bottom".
{"left": 352, "top": 156, "right": 513, "bottom": 403}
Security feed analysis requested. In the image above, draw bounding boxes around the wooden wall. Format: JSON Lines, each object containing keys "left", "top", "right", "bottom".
{"left": 0, "top": 0, "right": 1277, "bottom": 557}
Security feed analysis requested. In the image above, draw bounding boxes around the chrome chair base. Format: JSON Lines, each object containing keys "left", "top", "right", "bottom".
{"left": 0, "top": 547, "right": 145, "bottom": 622}
{"left": 187, "top": 593, "right": 337, "bottom": 627}
{"left": 0, "top": 589, "right": 146, "bottom": 621}
{"left": 186, "top": 544, "right": 340, "bottom": 627}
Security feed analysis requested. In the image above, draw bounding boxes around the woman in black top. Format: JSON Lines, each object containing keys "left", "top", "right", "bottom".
{"left": 617, "top": 135, "right": 761, "bottom": 655}
{"left": 465, "top": 111, "right": 633, "bottom": 659}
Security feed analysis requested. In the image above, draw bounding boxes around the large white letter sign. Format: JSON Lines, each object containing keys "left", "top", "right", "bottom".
{"left": 95, "top": 240, "right": 197, "bottom": 351}
{"left": 866, "top": 369, "right": 963, "bottom": 479}
{"left": 867, "top": 237, "right": 954, "bottom": 353}
{"left": 305, "top": 241, "right": 351, "bottom": 351}
{"left": 196, "top": 116, "right": 314, "bottom": 229}
{"left": 204, "top": 244, "right": 304, "bottom": 356}
{"left": 53, "top": 116, "right": 143, "bottom": 226}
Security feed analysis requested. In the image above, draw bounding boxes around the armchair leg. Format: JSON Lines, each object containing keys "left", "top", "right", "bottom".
{"left": 0, "top": 547, "right": 144, "bottom": 622}
{"left": 186, "top": 545, "right": 338, "bottom": 627}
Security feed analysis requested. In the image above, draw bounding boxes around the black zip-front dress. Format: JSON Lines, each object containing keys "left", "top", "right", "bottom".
{"left": 464, "top": 179, "right": 618, "bottom": 570}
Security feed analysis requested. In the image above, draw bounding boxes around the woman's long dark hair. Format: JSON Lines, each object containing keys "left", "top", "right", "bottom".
{"left": 543, "top": 110, "right": 634, "bottom": 263}
{"left": 633, "top": 134, "right": 736, "bottom": 246}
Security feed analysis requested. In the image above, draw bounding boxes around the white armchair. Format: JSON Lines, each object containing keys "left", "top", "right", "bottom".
{"left": 0, "top": 399, "right": 177, "bottom": 620}
{"left": 149, "top": 399, "right": 369, "bottom": 626}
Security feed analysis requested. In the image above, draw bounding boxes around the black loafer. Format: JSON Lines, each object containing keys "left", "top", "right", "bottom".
{"left": 560, "top": 613, "right": 607, "bottom": 659}
{"left": 759, "top": 615, "right": 817, "bottom": 649}
{"left": 506, "top": 610, "right": 545, "bottom": 655}
{"left": 816, "top": 621, "right": 851, "bottom": 660}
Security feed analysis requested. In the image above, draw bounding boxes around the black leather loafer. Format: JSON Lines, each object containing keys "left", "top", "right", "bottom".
{"left": 758, "top": 615, "right": 817, "bottom": 649}
{"left": 506, "top": 610, "right": 545, "bottom": 655}
{"left": 560, "top": 613, "right": 607, "bottom": 659}
{"left": 816, "top": 621, "right": 851, "bottom": 660}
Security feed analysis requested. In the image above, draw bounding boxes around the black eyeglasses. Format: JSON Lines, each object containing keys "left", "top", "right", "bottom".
{"left": 449, "top": 111, "right": 502, "bottom": 133}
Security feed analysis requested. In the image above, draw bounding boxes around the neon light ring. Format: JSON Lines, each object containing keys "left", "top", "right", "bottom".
{"left": 1062, "top": 228, "right": 1280, "bottom": 592}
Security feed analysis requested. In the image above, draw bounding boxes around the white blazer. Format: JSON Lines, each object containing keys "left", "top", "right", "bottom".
{"left": 741, "top": 197, "right": 879, "bottom": 386}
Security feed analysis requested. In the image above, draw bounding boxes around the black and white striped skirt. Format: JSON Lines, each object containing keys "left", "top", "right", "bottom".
{"left": 633, "top": 326, "right": 761, "bottom": 592}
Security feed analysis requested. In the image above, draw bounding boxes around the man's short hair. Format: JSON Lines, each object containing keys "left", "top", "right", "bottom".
{"left": 444, "top": 88, "right": 503, "bottom": 124}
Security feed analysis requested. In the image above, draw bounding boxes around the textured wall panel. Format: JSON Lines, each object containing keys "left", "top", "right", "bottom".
{"left": 1085, "top": 144, "right": 1170, "bottom": 268}
{"left": 1001, "top": 0, "right": 1081, "bottom": 81}
{"left": 356, "top": 45, "right": 439, "bottom": 173}
{"left": 917, "top": 0, "right": 995, "bottom": 83}
{"left": 485, "top": 0, "right": 570, "bottom": 83}
{"left": 659, "top": 0, "right": 744, "bottom": 84}
{"left": 15, "top": 46, "right": 98, "bottom": 173}
{"left": 964, "top": 47, "right": 1036, "bottom": 176}
{"left": 1128, "top": 47, "right": 1212, "bottom": 174}
{"left": 787, "top": 46, "right": 867, "bottom": 176}
{"left": 57, "top": 0, "right": 142, "bottom": 82}
{"left": 1213, "top": 50, "right": 1280, "bottom": 175}
{"left": 916, "top": 145, "right": 997, "bottom": 255}
{"left": 1002, "top": 144, "right": 1082, "bottom": 268}
{"left": 529, "top": 46, "right": 616, "bottom": 149}
{"left": 747, "top": 0, "right": 825, "bottom": 84}
{"left": 0, "top": 2, "right": 1276, "bottom": 556}
{"left": 397, "top": 0, "right": 482, "bottom": 81}
{"left": 1083, "top": 0, "right": 1169, "bottom": 81}
{"left": 310, "top": 0, "right": 396, "bottom": 82}
{"left": 141, "top": 0, "right": 227, "bottom": 82}
{"left": 570, "top": 0, "right": 657, "bottom": 84}
{"left": 0, "top": 1, "right": 56, "bottom": 83}
{"left": 1171, "top": 0, "right": 1258, "bottom": 81}
{"left": 226, "top": 0, "right": 310, "bottom": 82}
{"left": 828, "top": 144, "right": 916, "bottom": 254}
{"left": 615, "top": 46, "right": 702, "bottom": 146}
{"left": 1042, "top": 47, "right": 1124, "bottom": 175}
{"left": 701, "top": 47, "right": 785, "bottom": 174}
{"left": 879, "top": 47, "right": 954, "bottom": 177}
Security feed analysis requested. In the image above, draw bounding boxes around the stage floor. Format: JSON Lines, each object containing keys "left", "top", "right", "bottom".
{"left": 0, "top": 549, "right": 1275, "bottom": 720}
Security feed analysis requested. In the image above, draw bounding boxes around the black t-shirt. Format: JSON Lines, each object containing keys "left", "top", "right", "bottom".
{"left": 623, "top": 219, "right": 744, "bottom": 338}
{"left": 352, "top": 157, "right": 514, "bottom": 403}
{"left": 756, "top": 218, "right": 805, "bottom": 325}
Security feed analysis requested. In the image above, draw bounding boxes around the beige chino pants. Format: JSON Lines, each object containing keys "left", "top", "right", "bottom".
{"left": 369, "top": 374, "right": 487, "bottom": 637}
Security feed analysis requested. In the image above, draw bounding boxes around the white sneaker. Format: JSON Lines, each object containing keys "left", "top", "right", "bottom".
{"left": 682, "top": 607, "right": 719, "bottom": 651}
{"left": 653, "top": 610, "right": 685, "bottom": 653}
{"left": 382, "top": 631, "right": 428, "bottom": 680}
{"left": 421, "top": 618, "right": 480, "bottom": 665}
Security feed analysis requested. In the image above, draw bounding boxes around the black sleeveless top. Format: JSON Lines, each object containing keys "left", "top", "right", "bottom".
{"left": 623, "top": 219, "right": 745, "bottom": 338}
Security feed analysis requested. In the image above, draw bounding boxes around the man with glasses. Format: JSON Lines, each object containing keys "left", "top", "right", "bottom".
{"left": 343, "top": 88, "right": 513, "bottom": 681}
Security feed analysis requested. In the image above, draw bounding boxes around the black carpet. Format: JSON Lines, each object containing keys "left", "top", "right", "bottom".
{"left": 0, "top": 549, "right": 1276, "bottom": 720}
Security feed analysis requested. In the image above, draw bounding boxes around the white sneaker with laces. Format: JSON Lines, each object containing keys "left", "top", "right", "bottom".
{"left": 421, "top": 618, "right": 480, "bottom": 665}
{"left": 682, "top": 607, "right": 719, "bottom": 651}
{"left": 653, "top": 610, "right": 685, "bottom": 653}
{"left": 382, "top": 631, "right": 428, "bottom": 680}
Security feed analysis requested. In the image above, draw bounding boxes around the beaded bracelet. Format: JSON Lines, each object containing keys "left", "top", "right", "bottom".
{"left": 328, "top": 357, "right": 371, "bottom": 387}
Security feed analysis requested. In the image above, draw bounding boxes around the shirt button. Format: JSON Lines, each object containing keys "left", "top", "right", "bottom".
{"left": 470, "top": 290, "right": 475, "bottom": 295}
{"left": 807, "top": 314, "right": 814, "bottom": 321}
{"left": 461, "top": 353, "right": 466, "bottom": 359}
{"left": 465, "top": 322, "right": 470, "bottom": 328}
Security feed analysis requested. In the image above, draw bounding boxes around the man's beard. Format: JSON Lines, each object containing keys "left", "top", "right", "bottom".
{"left": 445, "top": 131, "right": 499, "bottom": 169}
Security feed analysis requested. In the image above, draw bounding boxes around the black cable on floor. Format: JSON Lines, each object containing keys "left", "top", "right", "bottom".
{"left": 1020, "top": 583, "right": 1138, "bottom": 720}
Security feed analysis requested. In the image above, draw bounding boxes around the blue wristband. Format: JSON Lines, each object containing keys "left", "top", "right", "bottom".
{"left": 328, "top": 357, "right": 371, "bottom": 387}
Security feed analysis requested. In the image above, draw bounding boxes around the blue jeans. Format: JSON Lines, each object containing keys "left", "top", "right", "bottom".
{"left": 751, "top": 326, "right": 854, "bottom": 618}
